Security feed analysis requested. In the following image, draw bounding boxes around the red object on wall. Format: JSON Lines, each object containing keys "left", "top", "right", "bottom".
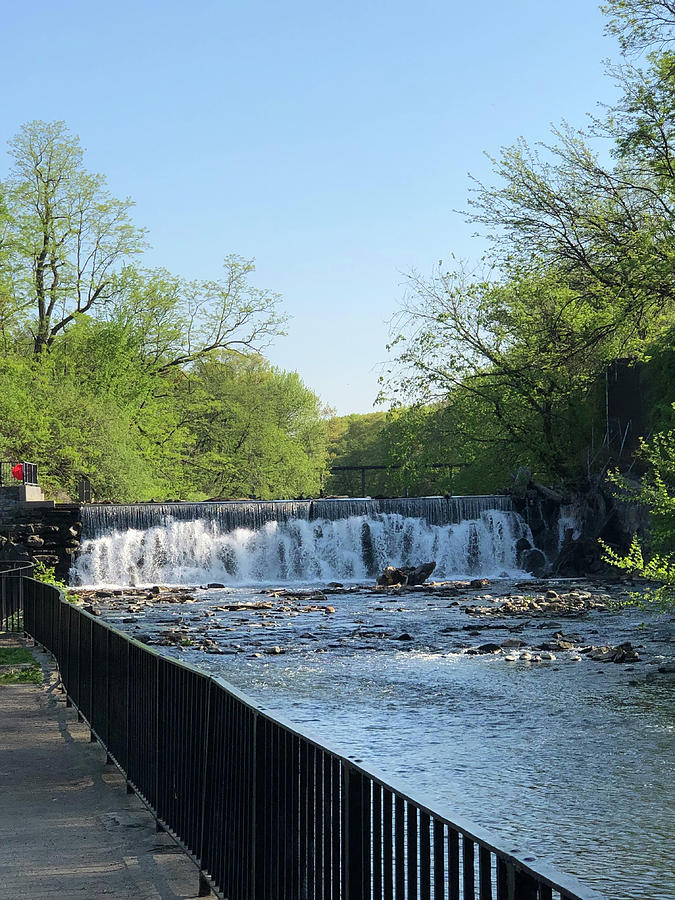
{"left": 11, "top": 463, "right": 23, "bottom": 481}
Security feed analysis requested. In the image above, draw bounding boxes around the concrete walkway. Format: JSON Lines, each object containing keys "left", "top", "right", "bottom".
{"left": 0, "top": 635, "right": 209, "bottom": 899}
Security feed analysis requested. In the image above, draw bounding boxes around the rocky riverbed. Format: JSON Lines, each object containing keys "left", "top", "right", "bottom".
{"left": 74, "top": 577, "right": 675, "bottom": 680}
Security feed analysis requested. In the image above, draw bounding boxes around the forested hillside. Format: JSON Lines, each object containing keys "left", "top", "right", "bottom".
{"left": 329, "top": 0, "right": 674, "bottom": 502}
{"left": 0, "top": 122, "right": 326, "bottom": 500}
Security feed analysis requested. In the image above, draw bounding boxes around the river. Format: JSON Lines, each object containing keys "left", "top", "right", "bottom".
{"left": 71, "top": 500, "right": 675, "bottom": 898}
{"left": 84, "top": 581, "right": 675, "bottom": 900}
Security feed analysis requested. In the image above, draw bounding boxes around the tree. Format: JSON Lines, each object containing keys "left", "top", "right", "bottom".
{"left": 385, "top": 267, "right": 606, "bottom": 479}
{"left": 601, "top": 418, "right": 675, "bottom": 610}
{"left": 3, "top": 121, "right": 143, "bottom": 355}
{"left": 177, "top": 354, "right": 327, "bottom": 499}
{"left": 0, "top": 121, "right": 294, "bottom": 501}
{"left": 602, "top": 0, "right": 675, "bottom": 54}
{"left": 384, "top": 1, "right": 675, "bottom": 485}
{"left": 111, "top": 258, "right": 287, "bottom": 374}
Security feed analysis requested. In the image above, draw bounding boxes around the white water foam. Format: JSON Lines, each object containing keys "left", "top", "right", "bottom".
{"left": 71, "top": 509, "right": 535, "bottom": 587}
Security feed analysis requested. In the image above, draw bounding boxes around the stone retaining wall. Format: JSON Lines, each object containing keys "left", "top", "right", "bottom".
{"left": 0, "top": 502, "right": 82, "bottom": 582}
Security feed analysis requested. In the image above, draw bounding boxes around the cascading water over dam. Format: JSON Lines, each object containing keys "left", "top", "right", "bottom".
{"left": 72, "top": 496, "right": 537, "bottom": 586}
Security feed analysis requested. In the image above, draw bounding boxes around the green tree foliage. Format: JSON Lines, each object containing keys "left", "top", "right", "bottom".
{"left": 387, "top": 268, "right": 608, "bottom": 480}
{"left": 602, "top": 0, "right": 675, "bottom": 54}
{"left": 601, "top": 420, "right": 675, "bottom": 609}
{"left": 3, "top": 121, "right": 143, "bottom": 355}
{"left": 325, "top": 405, "right": 489, "bottom": 497}
{"left": 325, "top": 412, "right": 389, "bottom": 494}
{"left": 0, "top": 121, "right": 323, "bottom": 501}
{"left": 383, "top": 0, "right": 675, "bottom": 488}
{"left": 177, "top": 354, "right": 327, "bottom": 499}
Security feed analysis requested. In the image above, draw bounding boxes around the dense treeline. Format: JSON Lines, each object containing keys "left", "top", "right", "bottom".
{"left": 328, "top": 0, "right": 675, "bottom": 604}
{"left": 0, "top": 122, "right": 326, "bottom": 500}
{"left": 328, "top": 1, "right": 675, "bottom": 502}
{"left": 1, "top": 1, "right": 674, "bottom": 529}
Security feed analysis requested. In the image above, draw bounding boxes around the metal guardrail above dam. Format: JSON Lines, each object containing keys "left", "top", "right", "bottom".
{"left": 3, "top": 568, "right": 606, "bottom": 900}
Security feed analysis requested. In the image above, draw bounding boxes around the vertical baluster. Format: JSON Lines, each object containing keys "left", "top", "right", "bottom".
{"left": 407, "top": 803, "right": 418, "bottom": 898}
{"left": 463, "top": 836, "right": 475, "bottom": 899}
{"left": 300, "top": 740, "right": 309, "bottom": 893}
{"left": 394, "top": 795, "right": 405, "bottom": 898}
{"left": 331, "top": 756, "right": 340, "bottom": 900}
{"left": 373, "top": 783, "right": 382, "bottom": 899}
{"left": 447, "top": 829, "right": 460, "bottom": 899}
{"left": 420, "top": 811, "right": 431, "bottom": 900}
{"left": 433, "top": 819, "right": 445, "bottom": 900}
{"left": 307, "top": 744, "right": 316, "bottom": 898}
{"left": 513, "top": 868, "right": 539, "bottom": 900}
{"left": 314, "top": 746, "right": 323, "bottom": 899}
{"left": 292, "top": 734, "right": 301, "bottom": 894}
{"left": 479, "top": 846, "right": 492, "bottom": 899}
{"left": 362, "top": 776, "right": 371, "bottom": 900}
{"left": 322, "top": 752, "right": 332, "bottom": 900}
{"left": 496, "top": 857, "right": 507, "bottom": 900}
{"left": 342, "top": 765, "right": 365, "bottom": 900}
{"left": 249, "top": 710, "right": 261, "bottom": 899}
{"left": 383, "top": 790, "right": 393, "bottom": 900}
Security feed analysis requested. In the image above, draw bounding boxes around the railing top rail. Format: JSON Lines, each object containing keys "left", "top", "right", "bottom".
{"left": 0, "top": 560, "right": 34, "bottom": 574}
{"left": 38, "top": 578, "right": 606, "bottom": 900}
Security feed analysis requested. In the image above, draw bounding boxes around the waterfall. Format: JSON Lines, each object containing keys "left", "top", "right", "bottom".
{"left": 72, "top": 496, "right": 536, "bottom": 587}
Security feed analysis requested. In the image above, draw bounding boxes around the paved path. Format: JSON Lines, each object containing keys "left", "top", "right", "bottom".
{"left": 0, "top": 635, "right": 209, "bottom": 899}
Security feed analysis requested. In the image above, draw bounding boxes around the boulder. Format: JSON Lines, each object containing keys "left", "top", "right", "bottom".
{"left": 515, "top": 537, "right": 532, "bottom": 565}
{"left": 376, "top": 562, "right": 436, "bottom": 587}
{"left": 476, "top": 642, "right": 502, "bottom": 654}
{"left": 470, "top": 578, "right": 490, "bottom": 589}
{"left": 521, "top": 548, "right": 547, "bottom": 577}
{"left": 377, "top": 566, "right": 408, "bottom": 586}
{"left": 406, "top": 561, "right": 436, "bottom": 585}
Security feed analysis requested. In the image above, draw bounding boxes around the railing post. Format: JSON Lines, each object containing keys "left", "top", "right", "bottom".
{"left": 154, "top": 654, "right": 161, "bottom": 828}
{"left": 198, "top": 679, "right": 212, "bottom": 889}
{"left": 514, "top": 867, "right": 540, "bottom": 900}
{"left": 125, "top": 640, "right": 132, "bottom": 792}
{"left": 251, "top": 710, "right": 266, "bottom": 900}
{"left": 341, "top": 763, "right": 365, "bottom": 900}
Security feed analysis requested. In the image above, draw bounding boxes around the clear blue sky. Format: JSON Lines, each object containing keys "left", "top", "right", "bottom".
{"left": 3, "top": 0, "right": 619, "bottom": 414}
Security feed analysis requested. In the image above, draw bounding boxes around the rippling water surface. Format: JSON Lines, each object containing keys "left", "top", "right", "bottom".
{"left": 101, "top": 585, "right": 675, "bottom": 899}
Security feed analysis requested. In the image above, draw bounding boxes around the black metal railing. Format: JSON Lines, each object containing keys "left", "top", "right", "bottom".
{"left": 8, "top": 574, "right": 605, "bottom": 900}
{"left": 0, "top": 460, "right": 39, "bottom": 487}
{"left": 0, "top": 561, "right": 34, "bottom": 631}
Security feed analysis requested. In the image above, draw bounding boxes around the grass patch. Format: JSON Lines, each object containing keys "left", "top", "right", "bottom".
{"left": 0, "top": 646, "right": 35, "bottom": 665}
{"left": 0, "top": 646, "right": 42, "bottom": 684}
{"left": 0, "top": 666, "right": 42, "bottom": 685}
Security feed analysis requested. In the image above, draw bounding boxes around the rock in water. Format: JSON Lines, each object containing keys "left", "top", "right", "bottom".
{"left": 377, "top": 566, "right": 409, "bottom": 586}
{"left": 406, "top": 561, "right": 436, "bottom": 585}
{"left": 376, "top": 561, "right": 436, "bottom": 586}
{"left": 521, "top": 548, "right": 547, "bottom": 577}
